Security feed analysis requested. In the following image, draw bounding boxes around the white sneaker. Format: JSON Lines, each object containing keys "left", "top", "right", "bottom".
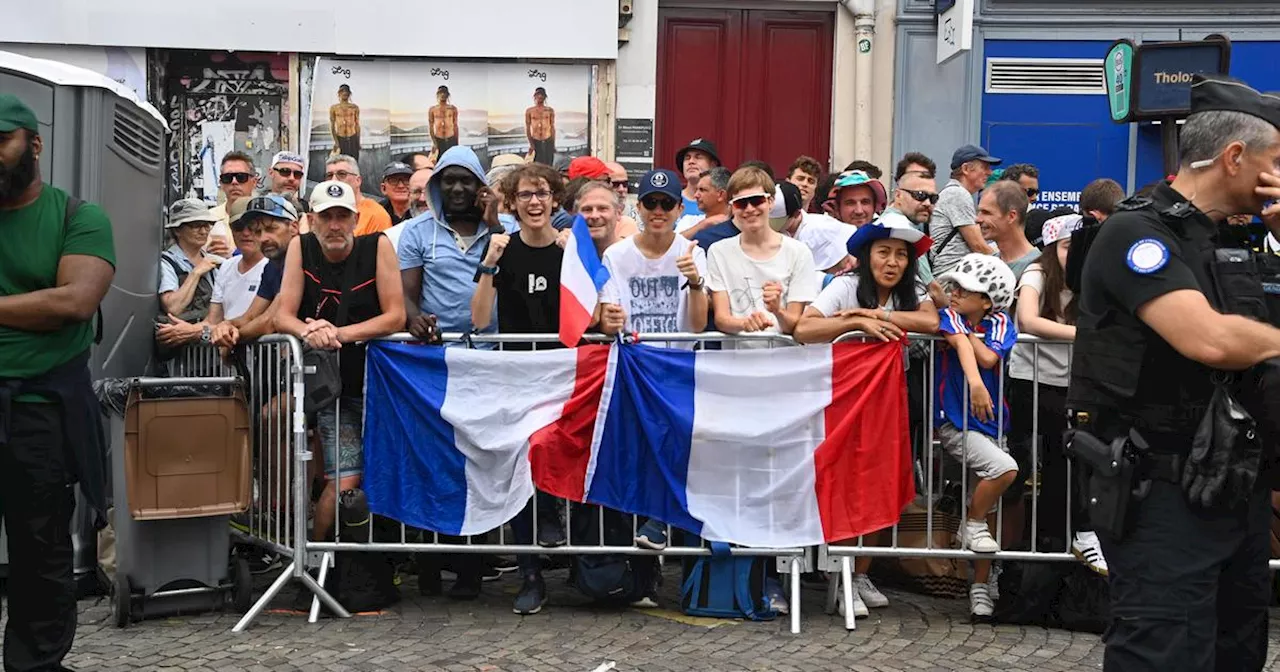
{"left": 852, "top": 573, "right": 889, "bottom": 608}
{"left": 987, "top": 563, "right": 1002, "bottom": 602}
{"left": 963, "top": 520, "right": 1001, "bottom": 554}
{"left": 1072, "top": 531, "right": 1109, "bottom": 576}
{"left": 836, "top": 585, "right": 870, "bottom": 619}
{"left": 970, "top": 583, "right": 994, "bottom": 619}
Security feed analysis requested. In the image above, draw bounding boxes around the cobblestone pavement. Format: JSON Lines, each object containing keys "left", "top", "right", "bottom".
{"left": 53, "top": 564, "right": 1280, "bottom": 672}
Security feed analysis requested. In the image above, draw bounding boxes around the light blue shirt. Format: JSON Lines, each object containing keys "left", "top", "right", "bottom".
{"left": 159, "top": 244, "right": 196, "bottom": 294}
{"left": 397, "top": 214, "right": 518, "bottom": 348}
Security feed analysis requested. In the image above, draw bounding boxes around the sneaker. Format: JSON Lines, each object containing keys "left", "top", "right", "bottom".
{"left": 970, "top": 583, "right": 994, "bottom": 620}
{"left": 963, "top": 520, "right": 1001, "bottom": 554}
{"left": 635, "top": 520, "right": 668, "bottom": 550}
{"left": 1072, "top": 531, "right": 1109, "bottom": 576}
{"left": 987, "top": 563, "right": 1002, "bottom": 602}
{"left": 489, "top": 556, "right": 519, "bottom": 574}
{"left": 836, "top": 585, "right": 869, "bottom": 618}
{"left": 852, "top": 573, "right": 888, "bottom": 608}
{"left": 245, "top": 551, "right": 283, "bottom": 575}
{"left": 513, "top": 572, "right": 548, "bottom": 615}
{"left": 481, "top": 565, "right": 502, "bottom": 582}
{"left": 629, "top": 593, "right": 659, "bottom": 609}
{"left": 764, "top": 578, "right": 789, "bottom": 615}
{"left": 448, "top": 570, "right": 482, "bottom": 600}
{"left": 537, "top": 519, "right": 567, "bottom": 548}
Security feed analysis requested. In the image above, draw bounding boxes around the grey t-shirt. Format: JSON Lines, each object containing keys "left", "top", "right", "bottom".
{"left": 929, "top": 179, "right": 977, "bottom": 275}
{"left": 1006, "top": 248, "right": 1042, "bottom": 283}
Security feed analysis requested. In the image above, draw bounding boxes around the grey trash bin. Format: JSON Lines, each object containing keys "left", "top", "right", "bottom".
{"left": 107, "top": 377, "right": 254, "bottom": 627}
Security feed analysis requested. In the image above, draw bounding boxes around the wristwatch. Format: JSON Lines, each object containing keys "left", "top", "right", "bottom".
{"left": 687, "top": 276, "right": 705, "bottom": 291}
{"left": 201, "top": 325, "right": 212, "bottom": 343}
{"left": 477, "top": 263, "right": 499, "bottom": 276}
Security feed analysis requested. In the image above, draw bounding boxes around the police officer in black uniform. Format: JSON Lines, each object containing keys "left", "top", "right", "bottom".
{"left": 1068, "top": 74, "right": 1280, "bottom": 671}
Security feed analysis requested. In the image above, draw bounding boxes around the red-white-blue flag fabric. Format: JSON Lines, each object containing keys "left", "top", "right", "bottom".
{"left": 558, "top": 214, "right": 610, "bottom": 347}
{"left": 362, "top": 340, "right": 914, "bottom": 547}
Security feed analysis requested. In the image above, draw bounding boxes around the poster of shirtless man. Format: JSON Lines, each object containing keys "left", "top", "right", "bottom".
{"left": 428, "top": 85, "right": 459, "bottom": 160}
{"left": 330, "top": 84, "right": 361, "bottom": 159}
{"left": 525, "top": 87, "right": 556, "bottom": 165}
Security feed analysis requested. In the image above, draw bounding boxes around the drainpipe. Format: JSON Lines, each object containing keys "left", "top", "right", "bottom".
{"left": 841, "top": 0, "right": 876, "bottom": 161}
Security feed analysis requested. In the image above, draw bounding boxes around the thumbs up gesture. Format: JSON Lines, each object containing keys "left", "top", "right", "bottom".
{"left": 677, "top": 240, "right": 702, "bottom": 287}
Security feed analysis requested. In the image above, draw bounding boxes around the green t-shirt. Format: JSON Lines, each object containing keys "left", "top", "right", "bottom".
{"left": 0, "top": 184, "right": 116, "bottom": 390}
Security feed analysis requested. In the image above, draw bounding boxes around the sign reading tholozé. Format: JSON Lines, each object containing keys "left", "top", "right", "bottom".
{"left": 1105, "top": 36, "right": 1231, "bottom": 124}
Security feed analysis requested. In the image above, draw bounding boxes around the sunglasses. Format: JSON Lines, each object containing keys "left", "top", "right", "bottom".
{"left": 1025, "top": 188, "right": 1040, "bottom": 198}
{"left": 730, "top": 194, "right": 769, "bottom": 209}
{"left": 275, "top": 167, "right": 304, "bottom": 179}
{"left": 899, "top": 188, "right": 940, "bottom": 205}
{"left": 220, "top": 172, "right": 254, "bottom": 185}
{"left": 611, "top": 180, "right": 630, "bottom": 189}
{"left": 640, "top": 195, "right": 679, "bottom": 211}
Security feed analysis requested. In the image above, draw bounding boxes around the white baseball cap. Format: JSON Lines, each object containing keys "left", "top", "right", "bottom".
{"left": 310, "top": 180, "right": 358, "bottom": 213}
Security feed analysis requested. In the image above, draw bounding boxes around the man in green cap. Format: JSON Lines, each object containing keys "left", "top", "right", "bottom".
{"left": 0, "top": 93, "right": 115, "bottom": 670}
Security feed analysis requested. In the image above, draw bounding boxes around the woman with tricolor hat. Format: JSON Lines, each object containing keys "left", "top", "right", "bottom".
{"left": 794, "top": 210, "right": 940, "bottom": 345}
{"left": 792, "top": 210, "right": 940, "bottom": 618}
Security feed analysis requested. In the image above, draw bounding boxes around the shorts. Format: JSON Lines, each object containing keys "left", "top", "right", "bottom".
{"left": 935, "top": 422, "right": 1017, "bottom": 481}
{"left": 316, "top": 395, "right": 364, "bottom": 479}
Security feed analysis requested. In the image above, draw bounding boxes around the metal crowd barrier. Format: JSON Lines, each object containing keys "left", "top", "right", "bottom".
{"left": 212, "top": 331, "right": 1280, "bottom": 635}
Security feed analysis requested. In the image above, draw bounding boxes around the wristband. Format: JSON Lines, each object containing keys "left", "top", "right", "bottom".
{"left": 477, "top": 263, "right": 499, "bottom": 276}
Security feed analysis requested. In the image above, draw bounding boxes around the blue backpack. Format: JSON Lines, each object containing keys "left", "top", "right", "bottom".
{"left": 679, "top": 541, "right": 776, "bottom": 621}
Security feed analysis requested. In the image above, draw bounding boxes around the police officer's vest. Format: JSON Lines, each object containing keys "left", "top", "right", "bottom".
{"left": 1067, "top": 191, "right": 1273, "bottom": 436}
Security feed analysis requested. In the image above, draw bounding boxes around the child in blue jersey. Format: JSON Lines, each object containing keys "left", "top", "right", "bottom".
{"left": 933, "top": 253, "right": 1019, "bottom": 620}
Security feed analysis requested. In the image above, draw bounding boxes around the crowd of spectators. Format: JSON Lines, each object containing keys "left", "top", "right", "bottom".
{"left": 157, "top": 138, "right": 1142, "bottom": 620}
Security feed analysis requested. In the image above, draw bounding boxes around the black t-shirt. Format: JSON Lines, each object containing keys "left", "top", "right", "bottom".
{"left": 1069, "top": 182, "right": 1217, "bottom": 420}
{"left": 380, "top": 198, "right": 412, "bottom": 225}
{"left": 495, "top": 233, "right": 563, "bottom": 350}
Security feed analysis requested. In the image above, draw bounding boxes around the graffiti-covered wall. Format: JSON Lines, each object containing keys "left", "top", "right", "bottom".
{"left": 159, "top": 50, "right": 289, "bottom": 203}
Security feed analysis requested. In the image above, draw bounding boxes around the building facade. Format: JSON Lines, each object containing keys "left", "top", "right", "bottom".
{"left": 895, "top": 0, "right": 1280, "bottom": 209}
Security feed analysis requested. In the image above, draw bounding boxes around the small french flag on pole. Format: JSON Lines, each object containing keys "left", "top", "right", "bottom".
{"left": 559, "top": 214, "right": 611, "bottom": 347}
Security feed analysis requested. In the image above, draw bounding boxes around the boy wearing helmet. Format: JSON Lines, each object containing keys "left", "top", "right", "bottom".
{"left": 933, "top": 252, "right": 1019, "bottom": 621}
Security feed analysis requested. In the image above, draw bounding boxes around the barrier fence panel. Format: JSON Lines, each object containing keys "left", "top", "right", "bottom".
{"left": 220, "top": 330, "right": 1279, "bottom": 634}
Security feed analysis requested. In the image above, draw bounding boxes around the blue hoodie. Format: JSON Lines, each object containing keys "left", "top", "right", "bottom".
{"left": 397, "top": 146, "right": 515, "bottom": 343}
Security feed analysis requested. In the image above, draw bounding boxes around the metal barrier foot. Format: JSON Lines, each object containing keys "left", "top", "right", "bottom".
{"left": 840, "top": 556, "right": 856, "bottom": 631}
{"left": 299, "top": 566, "right": 350, "bottom": 619}
{"left": 789, "top": 557, "right": 801, "bottom": 635}
{"left": 308, "top": 552, "right": 335, "bottom": 623}
{"left": 232, "top": 562, "right": 296, "bottom": 633}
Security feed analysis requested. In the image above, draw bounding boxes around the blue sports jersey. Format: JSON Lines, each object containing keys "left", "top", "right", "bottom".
{"left": 934, "top": 308, "right": 1017, "bottom": 437}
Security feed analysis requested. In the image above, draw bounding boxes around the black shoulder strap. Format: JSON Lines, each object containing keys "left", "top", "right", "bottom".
{"left": 928, "top": 226, "right": 961, "bottom": 268}
{"left": 62, "top": 195, "right": 105, "bottom": 345}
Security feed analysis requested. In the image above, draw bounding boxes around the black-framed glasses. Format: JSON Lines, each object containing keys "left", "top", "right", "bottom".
{"left": 640, "top": 195, "right": 678, "bottom": 211}
{"left": 516, "top": 190, "right": 553, "bottom": 203}
{"left": 1025, "top": 188, "right": 1040, "bottom": 198}
{"left": 220, "top": 172, "right": 254, "bottom": 185}
{"left": 730, "top": 194, "right": 769, "bottom": 209}
{"left": 898, "top": 188, "right": 940, "bottom": 205}
{"left": 275, "top": 167, "right": 304, "bottom": 179}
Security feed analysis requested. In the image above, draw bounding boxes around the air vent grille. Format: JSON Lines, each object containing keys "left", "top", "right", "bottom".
{"left": 985, "top": 58, "right": 1105, "bottom": 95}
{"left": 111, "top": 103, "right": 164, "bottom": 168}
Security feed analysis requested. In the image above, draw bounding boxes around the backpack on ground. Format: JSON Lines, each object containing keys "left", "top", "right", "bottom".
{"left": 994, "top": 559, "right": 1108, "bottom": 633}
{"left": 320, "top": 489, "right": 399, "bottom": 613}
{"left": 679, "top": 540, "right": 776, "bottom": 621}
{"left": 569, "top": 502, "right": 650, "bottom": 604}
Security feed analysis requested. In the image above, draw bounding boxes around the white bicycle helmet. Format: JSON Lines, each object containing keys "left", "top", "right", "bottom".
{"left": 936, "top": 253, "right": 1018, "bottom": 313}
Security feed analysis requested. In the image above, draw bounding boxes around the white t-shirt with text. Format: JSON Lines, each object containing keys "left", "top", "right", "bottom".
{"left": 601, "top": 235, "right": 708, "bottom": 349}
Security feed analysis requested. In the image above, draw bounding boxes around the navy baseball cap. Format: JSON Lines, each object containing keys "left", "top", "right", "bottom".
{"left": 950, "top": 144, "right": 1002, "bottom": 170}
{"left": 637, "top": 169, "right": 683, "bottom": 200}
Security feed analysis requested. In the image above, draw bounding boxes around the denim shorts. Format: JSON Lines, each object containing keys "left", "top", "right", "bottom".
{"left": 316, "top": 395, "right": 364, "bottom": 479}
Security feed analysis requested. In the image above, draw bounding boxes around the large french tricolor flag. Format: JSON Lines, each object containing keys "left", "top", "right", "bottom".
{"left": 558, "top": 214, "right": 610, "bottom": 347}
{"left": 363, "top": 341, "right": 913, "bottom": 547}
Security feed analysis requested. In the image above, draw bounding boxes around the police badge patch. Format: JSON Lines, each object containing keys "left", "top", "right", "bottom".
{"left": 1126, "top": 238, "right": 1169, "bottom": 274}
